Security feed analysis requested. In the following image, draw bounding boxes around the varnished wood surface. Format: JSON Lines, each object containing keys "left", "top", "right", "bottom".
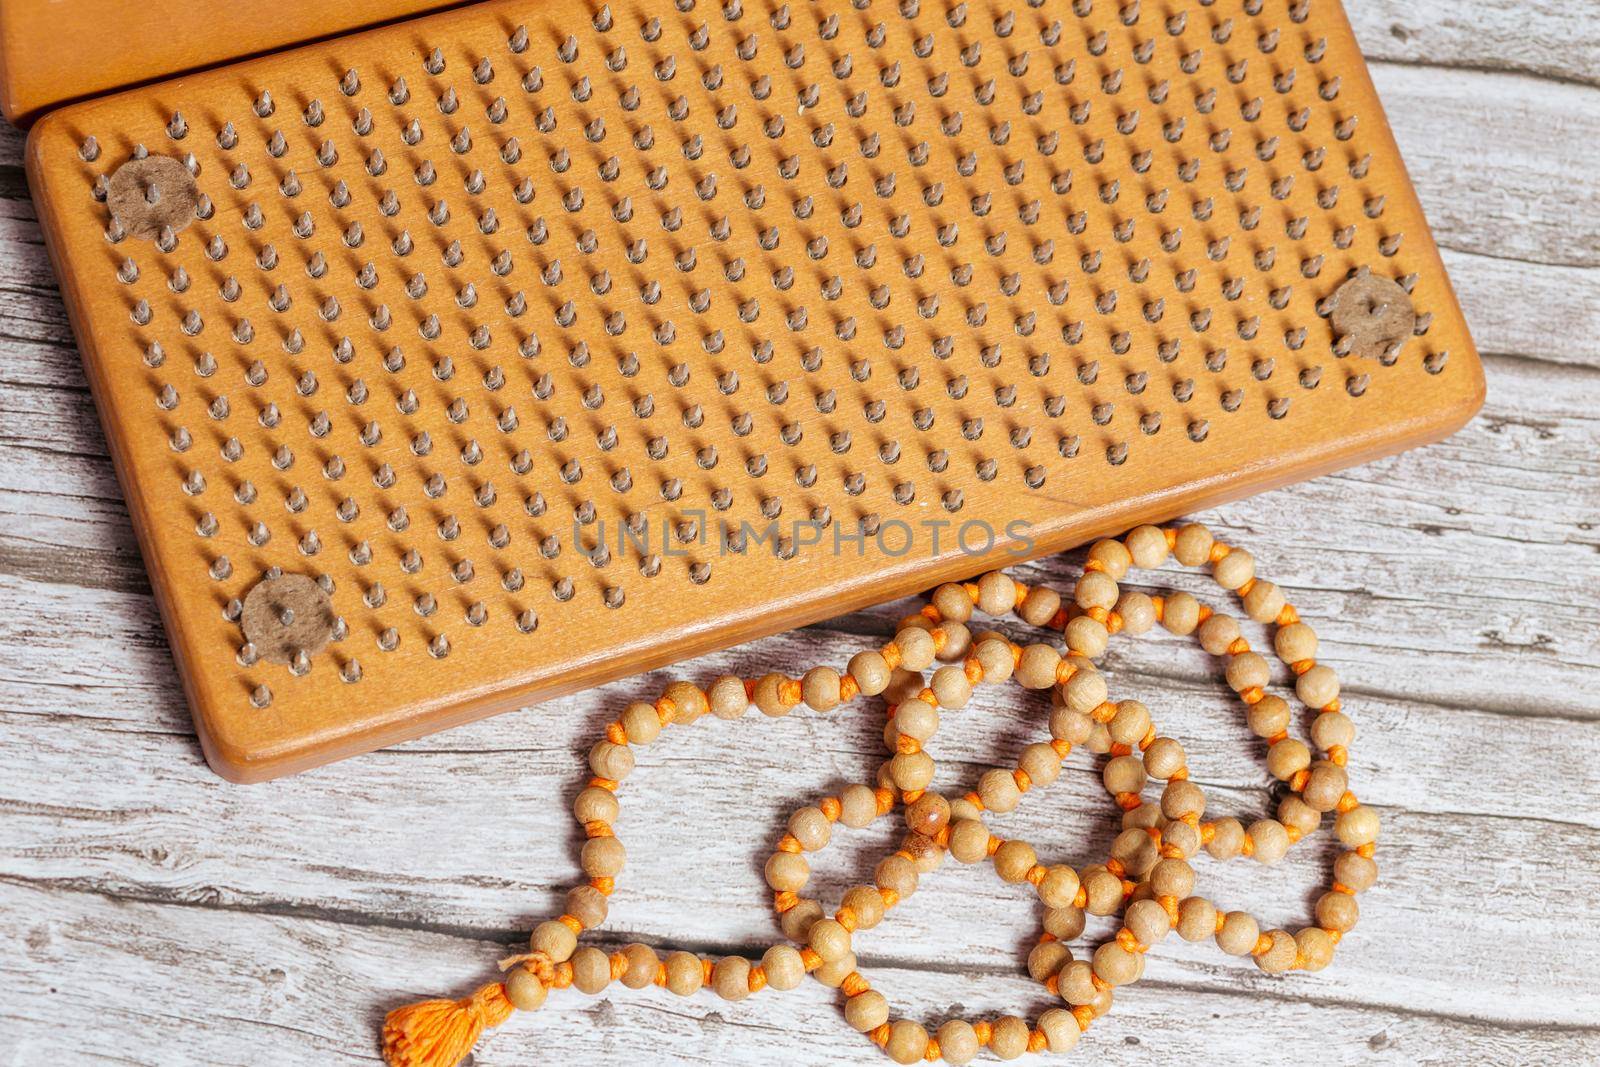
{"left": 24, "top": 0, "right": 1484, "bottom": 779}
{"left": 0, "top": 2, "right": 1597, "bottom": 1064}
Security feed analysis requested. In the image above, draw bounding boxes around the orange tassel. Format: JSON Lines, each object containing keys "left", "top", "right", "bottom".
{"left": 381, "top": 982, "right": 514, "bottom": 1067}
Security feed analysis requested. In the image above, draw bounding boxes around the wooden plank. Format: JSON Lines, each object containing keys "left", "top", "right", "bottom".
{"left": 2, "top": 881, "right": 1596, "bottom": 1066}
{"left": 1371, "top": 64, "right": 1600, "bottom": 273}
{"left": 1443, "top": 250, "right": 1600, "bottom": 370}
{"left": 1352, "top": 0, "right": 1600, "bottom": 89}
{"left": 5, "top": 552, "right": 1600, "bottom": 820}
{"left": 4, "top": 640, "right": 1600, "bottom": 1027}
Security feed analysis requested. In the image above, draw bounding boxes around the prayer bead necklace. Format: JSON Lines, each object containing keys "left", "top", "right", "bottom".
{"left": 381, "top": 522, "right": 1378, "bottom": 1067}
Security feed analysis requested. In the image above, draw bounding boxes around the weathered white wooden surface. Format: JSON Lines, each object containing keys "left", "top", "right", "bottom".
{"left": 3, "top": 4, "right": 1600, "bottom": 1064}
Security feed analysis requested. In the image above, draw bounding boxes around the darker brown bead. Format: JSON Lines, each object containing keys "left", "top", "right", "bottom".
{"left": 905, "top": 792, "right": 951, "bottom": 836}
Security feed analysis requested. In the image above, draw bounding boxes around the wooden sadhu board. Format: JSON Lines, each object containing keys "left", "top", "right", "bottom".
{"left": 21, "top": 0, "right": 1483, "bottom": 780}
